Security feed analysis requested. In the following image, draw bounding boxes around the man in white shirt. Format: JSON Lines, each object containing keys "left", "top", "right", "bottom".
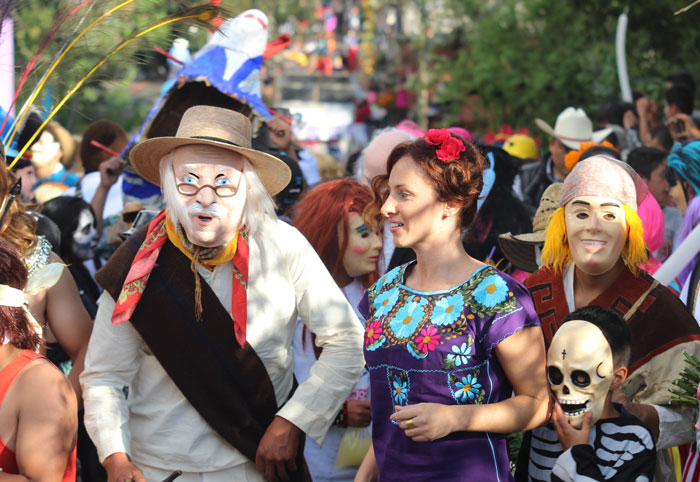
{"left": 80, "top": 106, "right": 364, "bottom": 482}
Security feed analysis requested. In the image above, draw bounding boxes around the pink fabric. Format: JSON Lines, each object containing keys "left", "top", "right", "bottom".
{"left": 447, "top": 126, "right": 474, "bottom": 143}
{"left": 638, "top": 193, "right": 665, "bottom": 253}
{"left": 638, "top": 193, "right": 665, "bottom": 275}
{"left": 560, "top": 156, "right": 648, "bottom": 210}
{"left": 395, "top": 120, "right": 424, "bottom": 138}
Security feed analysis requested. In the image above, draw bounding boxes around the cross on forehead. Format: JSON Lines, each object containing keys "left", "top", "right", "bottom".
{"left": 562, "top": 349, "right": 567, "bottom": 359}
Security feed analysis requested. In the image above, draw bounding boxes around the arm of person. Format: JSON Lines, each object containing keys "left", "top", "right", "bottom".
{"left": 89, "top": 157, "right": 124, "bottom": 235}
{"left": 392, "top": 326, "right": 550, "bottom": 440}
{"left": 636, "top": 97, "right": 654, "bottom": 146}
{"left": 256, "top": 224, "right": 365, "bottom": 480}
{"left": 1, "top": 359, "right": 78, "bottom": 482}
{"left": 354, "top": 443, "right": 378, "bottom": 482}
{"left": 275, "top": 224, "right": 365, "bottom": 443}
{"left": 80, "top": 292, "right": 145, "bottom": 480}
{"left": 45, "top": 253, "right": 93, "bottom": 405}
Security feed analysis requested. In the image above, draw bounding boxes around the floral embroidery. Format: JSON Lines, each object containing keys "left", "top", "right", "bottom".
{"left": 431, "top": 294, "right": 464, "bottom": 326}
{"left": 473, "top": 274, "right": 509, "bottom": 308}
{"left": 373, "top": 288, "right": 400, "bottom": 318}
{"left": 378, "top": 267, "right": 400, "bottom": 289}
{"left": 389, "top": 299, "right": 425, "bottom": 338}
{"left": 364, "top": 321, "right": 383, "bottom": 347}
{"left": 453, "top": 372, "right": 484, "bottom": 404}
{"left": 415, "top": 326, "right": 441, "bottom": 353}
{"left": 443, "top": 336, "right": 473, "bottom": 369}
{"left": 392, "top": 374, "right": 408, "bottom": 404}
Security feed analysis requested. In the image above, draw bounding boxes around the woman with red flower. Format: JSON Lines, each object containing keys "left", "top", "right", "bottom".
{"left": 291, "top": 179, "right": 382, "bottom": 481}
{"left": 356, "top": 130, "right": 549, "bottom": 481}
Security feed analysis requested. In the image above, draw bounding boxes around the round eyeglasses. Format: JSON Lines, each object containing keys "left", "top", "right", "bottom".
{"left": 176, "top": 173, "right": 243, "bottom": 198}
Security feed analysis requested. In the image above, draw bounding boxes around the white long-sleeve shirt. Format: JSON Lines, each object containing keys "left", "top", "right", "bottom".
{"left": 80, "top": 219, "right": 365, "bottom": 473}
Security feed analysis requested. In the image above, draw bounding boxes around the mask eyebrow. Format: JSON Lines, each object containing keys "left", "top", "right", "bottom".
{"left": 355, "top": 224, "right": 369, "bottom": 234}
{"left": 571, "top": 200, "right": 590, "bottom": 206}
{"left": 600, "top": 202, "right": 621, "bottom": 208}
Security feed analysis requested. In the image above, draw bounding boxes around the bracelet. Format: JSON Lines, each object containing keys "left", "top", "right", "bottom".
{"left": 334, "top": 401, "right": 349, "bottom": 427}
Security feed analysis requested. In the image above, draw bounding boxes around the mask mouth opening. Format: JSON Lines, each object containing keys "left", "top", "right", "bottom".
{"left": 559, "top": 399, "right": 591, "bottom": 417}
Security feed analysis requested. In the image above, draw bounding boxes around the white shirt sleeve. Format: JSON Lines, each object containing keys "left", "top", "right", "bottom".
{"left": 80, "top": 292, "right": 145, "bottom": 462}
{"left": 652, "top": 404, "right": 697, "bottom": 450}
{"left": 275, "top": 225, "right": 365, "bottom": 444}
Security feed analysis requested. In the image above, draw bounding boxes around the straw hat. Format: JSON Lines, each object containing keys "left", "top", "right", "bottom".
{"left": 535, "top": 107, "right": 613, "bottom": 150}
{"left": 129, "top": 106, "right": 291, "bottom": 195}
{"left": 498, "top": 183, "right": 563, "bottom": 273}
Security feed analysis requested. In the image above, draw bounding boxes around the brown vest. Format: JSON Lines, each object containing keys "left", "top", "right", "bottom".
{"left": 526, "top": 265, "right": 700, "bottom": 373}
{"left": 97, "top": 226, "right": 310, "bottom": 479}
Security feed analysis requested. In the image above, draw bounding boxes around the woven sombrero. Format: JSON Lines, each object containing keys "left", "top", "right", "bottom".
{"left": 498, "top": 183, "right": 563, "bottom": 273}
{"left": 130, "top": 106, "right": 291, "bottom": 195}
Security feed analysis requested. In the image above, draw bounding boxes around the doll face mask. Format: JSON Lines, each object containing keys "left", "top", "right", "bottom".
{"left": 340, "top": 212, "right": 382, "bottom": 278}
{"left": 564, "top": 195, "right": 627, "bottom": 276}
{"left": 547, "top": 320, "right": 614, "bottom": 428}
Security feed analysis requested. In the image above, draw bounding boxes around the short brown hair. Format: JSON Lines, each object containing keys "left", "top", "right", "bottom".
{"left": 364, "top": 135, "right": 487, "bottom": 229}
{"left": 80, "top": 120, "right": 128, "bottom": 173}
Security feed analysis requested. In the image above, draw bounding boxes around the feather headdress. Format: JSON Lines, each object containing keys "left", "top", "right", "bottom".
{"left": 4, "top": 1, "right": 228, "bottom": 169}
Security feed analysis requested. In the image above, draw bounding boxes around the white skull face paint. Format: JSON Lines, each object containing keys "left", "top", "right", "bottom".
{"left": 547, "top": 320, "right": 614, "bottom": 428}
{"left": 72, "top": 209, "right": 98, "bottom": 261}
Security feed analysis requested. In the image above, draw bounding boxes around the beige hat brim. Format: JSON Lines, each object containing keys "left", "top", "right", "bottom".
{"left": 129, "top": 137, "right": 291, "bottom": 196}
{"left": 497, "top": 232, "right": 544, "bottom": 273}
{"left": 535, "top": 118, "right": 614, "bottom": 151}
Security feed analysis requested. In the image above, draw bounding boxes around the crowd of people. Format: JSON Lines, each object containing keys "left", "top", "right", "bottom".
{"left": 2, "top": 6, "right": 700, "bottom": 482}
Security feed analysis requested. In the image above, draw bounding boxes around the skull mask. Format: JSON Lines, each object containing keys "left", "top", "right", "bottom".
{"left": 547, "top": 320, "right": 614, "bottom": 428}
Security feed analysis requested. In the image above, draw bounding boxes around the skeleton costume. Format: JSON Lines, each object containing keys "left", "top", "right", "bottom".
{"left": 519, "top": 157, "right": 700, "bottom": 482}
{"left": 549, "top": 404, "right": 656, "bottom": 482}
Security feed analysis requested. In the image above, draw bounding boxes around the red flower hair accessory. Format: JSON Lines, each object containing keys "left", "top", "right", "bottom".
{"left": 425, "top": 128, "right": 466, "bottom": 162}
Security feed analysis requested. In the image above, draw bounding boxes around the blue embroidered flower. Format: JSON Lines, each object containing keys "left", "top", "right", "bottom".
{"left": 473, "top": 274, "right": 509, "bottom": 308}
{"left": 373, "top": 288, "right": 400, "bottom": 317}
{"left": 431, "top": 294, "right": 464, "bottom": 326}
{"left": 392, "top": 375, "right": 408, "bottom": 404}
{"left": 389, "top": 300, "right": 425, "bottom": 338}
{"left": 446, "top": 341, "right": 472, "bottom": 367}
{"left": 454, "top": 374, "right": 482, "bottom": 403}
{"left": 378, "top": 267, "right": 400, "bottom": 288}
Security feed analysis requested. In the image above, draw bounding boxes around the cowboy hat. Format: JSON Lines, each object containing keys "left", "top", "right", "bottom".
{"left": 498, "top": 183, "right": 563, "bottom": 273}
{"left": 535, "top": 107, "right": 613, "bottom": 150}
{"left": 130, "top": 106, "right": 291, "bottom": 195}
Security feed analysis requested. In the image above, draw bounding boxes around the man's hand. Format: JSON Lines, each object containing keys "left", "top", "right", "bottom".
{"left": 667, "top": 113, "right": 700, "bottom": 142}
{"left": 99, "top": 157, "right": 125, "bottom": 189}
{"left": 551, "top": 402, "right": 592, "bottom": 450}
{"left": 255, "top": 416, "right": 302, "bottom": 482}
{"left": 103, "top": 452, "right": 145, "bottom": 482}
{"left": 266, "top": 117, "right": 293, "bottom": 153}
{"left": 347, "top": 400, "right": 372, "bottom": 427}
{"left": 390, "top": 403, "right": 457, "bottom": 442}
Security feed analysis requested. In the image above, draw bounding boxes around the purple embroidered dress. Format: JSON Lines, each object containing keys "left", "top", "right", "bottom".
{"left": 360, "top": 263, "right": 540, "bottom": 481}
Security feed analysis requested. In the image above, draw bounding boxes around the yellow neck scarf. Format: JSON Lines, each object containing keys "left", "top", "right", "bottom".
{"left": 165, "top": 214, "right": 238, "bottom": 270}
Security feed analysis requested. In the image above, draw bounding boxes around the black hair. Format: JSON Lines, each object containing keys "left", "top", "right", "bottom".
{"left": 666, "top": 71, "right": 696, "bottom": 96}
{"left": 579, "top": 145, "right": 620, "bottom": 162}
{"left": 627, "top": 146, "right": 667, "bottom": 180}
{"left": 563, "top": 306, "right": 631, "bottom": 367}
{"left": 600, "top": 100, "right": 635, "bottom": 127}
{"left": 665, "top": 86, "right": 694, "bottom": 115}
{"left": 40, "top": 196, "right": 96, "bottom": 262}
{"left": 651, "top": 125, "right": 674, "bottom": 152}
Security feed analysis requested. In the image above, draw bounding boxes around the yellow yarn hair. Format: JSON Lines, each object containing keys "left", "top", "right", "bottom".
{"left": 541, "top": 204, "right": 648, "bottom": 276}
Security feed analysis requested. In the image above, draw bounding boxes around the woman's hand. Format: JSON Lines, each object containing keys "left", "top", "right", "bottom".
{"left": 390, "top": 403, "right": 458, "bottom": 442}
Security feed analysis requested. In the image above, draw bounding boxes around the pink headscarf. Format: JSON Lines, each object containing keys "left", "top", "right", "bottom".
{"left": 447, "top": 126, "right": 474, "bottom": 143}
{"left": 638, "top": 193, "right": 665, "bottom": 274}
